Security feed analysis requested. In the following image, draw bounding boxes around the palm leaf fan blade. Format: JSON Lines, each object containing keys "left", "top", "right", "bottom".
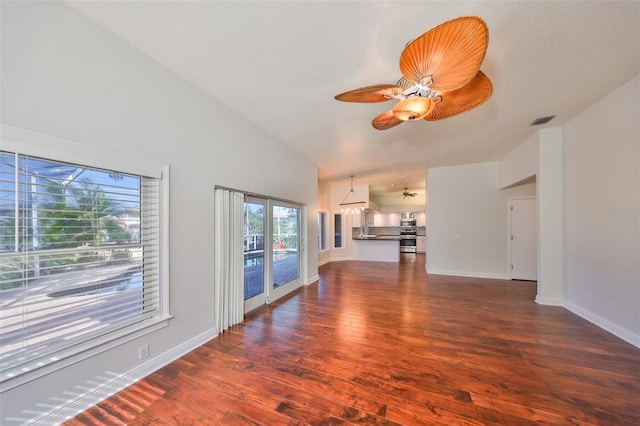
{"left": 372, "top": 110, "right": 404, "bottom": 130}
{"left": 399, "top": 16, "right": 489, "bottom": 92}
{"left": 425, "top": 71, "right": 493, "bottom": 121}
{"left": 334, "top": 84, "right": 404, "bottom": 103}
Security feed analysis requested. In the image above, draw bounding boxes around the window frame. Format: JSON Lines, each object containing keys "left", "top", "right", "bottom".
{"left": 0, "top": 125, "right": 171, "bottom": 390}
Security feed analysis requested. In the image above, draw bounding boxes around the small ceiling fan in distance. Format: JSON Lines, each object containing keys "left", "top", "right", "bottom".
{"left": 402, "top": 188, "right": 418, "bottom": 199}
{"left": 334, "top": 16, "right": 493, "bottom": 130}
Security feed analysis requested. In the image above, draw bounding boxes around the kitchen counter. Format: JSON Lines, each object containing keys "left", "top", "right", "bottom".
{"left": 352, "top": 235, "right": 400, "bottom": 241}
{"left": 352, "top": 238, "right": 400, "bottom": 262}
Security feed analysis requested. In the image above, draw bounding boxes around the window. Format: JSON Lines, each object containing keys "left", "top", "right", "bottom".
{"left": 317, "top": 211, "right": 327, "bottom": 251}
{"left": 334, "top": 213, "right": 343, "bottom": 248}
{"left": 0, "top": 126, "right": 169, "bottom": 385}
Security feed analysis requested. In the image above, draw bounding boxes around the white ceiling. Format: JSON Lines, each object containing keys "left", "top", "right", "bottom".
{"left": 67, "top": 1, "right": 639, "bottom": 202}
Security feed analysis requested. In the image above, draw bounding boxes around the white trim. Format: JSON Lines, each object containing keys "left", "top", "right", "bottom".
{"left": 1, "top": 125, "right": 165, "bottom": 178}
{"left": 535, "top": 295, "right": 564, "bottom": 306}
{"left": 318, "top": 249, "right": 331, "bottom": 267}
{"left": 306, "top": 274, "right": 320, "bottom": 285}
{"left": 159, "top": 165, "right": 171, "bottom": 316}
{"left": 565, "top": 302, "right": 640, "bottom": 349}
{"left": 426, "top": 269, "right": 510, "bottom": 280}
{"left": 28, "top": 327, "right": 219, "bottom": 425}
{"left": 318, "top": 256, "right": 331, "bottom": 267}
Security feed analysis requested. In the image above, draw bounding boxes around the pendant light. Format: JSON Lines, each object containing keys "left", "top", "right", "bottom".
{"left": 339, "top": 175, "right": 366, "bottom": 214}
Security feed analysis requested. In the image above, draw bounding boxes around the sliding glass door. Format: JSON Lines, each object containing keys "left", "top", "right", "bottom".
{"left": 271, "top": 202, "right": 302, "bottom": 300}
{"left": 243, "top": 197, "right": 266, "bottom": 312}
{"left": 243, "top": 197, "right": 302, "bottom": 312}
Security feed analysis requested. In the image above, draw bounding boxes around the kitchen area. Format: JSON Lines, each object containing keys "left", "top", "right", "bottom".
{"left": 351, "top": 211, "right": 426, "bottom": 262}
{"left": 320, "top": 177, "right": 427, "bottom": 265}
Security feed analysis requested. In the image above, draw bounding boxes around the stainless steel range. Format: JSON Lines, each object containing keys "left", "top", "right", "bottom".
{"left": 399, "top": 227, "right": 417, "bottom": 253}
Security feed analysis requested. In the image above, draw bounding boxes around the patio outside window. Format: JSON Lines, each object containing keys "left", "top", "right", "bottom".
{"left": 0, "top": 143, "right": 166, "bottom": 383}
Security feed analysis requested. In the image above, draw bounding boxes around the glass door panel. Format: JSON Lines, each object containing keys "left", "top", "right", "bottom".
{"left": 271, "top": 203, "right": 302, "bottom": 299}
{"left": 244, "top": 198, "right": 266, "bottom": 312}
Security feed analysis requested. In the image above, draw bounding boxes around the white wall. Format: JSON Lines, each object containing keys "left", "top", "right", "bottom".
{"left": 499, "top": 132, "right": 539, "bottom": 189}
{"left": 0, "top": 2, "right": 318, "bottom": 423}
{"left": 563, "top": 74, "right": 640, "bottom": 345}
{"left": 427, "top": 161, "right": 535, "bottom": 279}
{"left": 317, "top": 179, "right": 330, "bottom": 211}
{"left": 536, "top": 127, "right": 565, "bottom": 305}
{"left": 317, "top": 180, "right": 332, "bottom": 266}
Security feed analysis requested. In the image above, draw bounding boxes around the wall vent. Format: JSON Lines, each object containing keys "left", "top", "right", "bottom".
{"left": 530, "top": 115, "right": 555, "bottom": 126}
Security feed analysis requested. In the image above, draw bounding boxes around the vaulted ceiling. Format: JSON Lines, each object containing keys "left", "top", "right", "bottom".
{"left": 68, "top": 1, "right": 640, "bottom": 202}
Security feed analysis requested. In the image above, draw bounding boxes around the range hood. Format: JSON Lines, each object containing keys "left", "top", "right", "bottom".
{"left": 364, "top": 200, "right": 380, "bottom": 213}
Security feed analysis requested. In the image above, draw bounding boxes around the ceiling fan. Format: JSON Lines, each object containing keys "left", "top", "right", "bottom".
{"left": 334, "top": 16, "right": 493, "bottom": 130}
{"left": 402, "top": 188, "right": 418, "bottom": 199}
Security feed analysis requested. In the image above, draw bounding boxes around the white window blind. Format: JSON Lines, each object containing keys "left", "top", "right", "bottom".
{"left": 0, "top": 150, "right": 161, "bottom": 376}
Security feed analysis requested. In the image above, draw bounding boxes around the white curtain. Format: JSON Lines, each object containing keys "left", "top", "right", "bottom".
{"left": 213, "top": 188, "right": 245, "bottom": 333}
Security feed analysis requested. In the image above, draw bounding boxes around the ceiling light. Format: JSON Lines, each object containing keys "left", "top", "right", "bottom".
{"left": 392, "top": 97, "right": 435, "bottom": 121}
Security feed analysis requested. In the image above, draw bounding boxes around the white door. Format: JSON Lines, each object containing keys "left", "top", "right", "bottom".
{"left": 510, "top": 198, "right": 537, "bottom": 281}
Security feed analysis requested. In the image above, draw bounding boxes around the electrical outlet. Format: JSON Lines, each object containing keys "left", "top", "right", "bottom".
{"left": 444, "top": 259, "right": 448, "bottom": 265}
{"left": 606, "top": 298, "right": 613, "bottom": 310}
{"left": 586, "top": 290, "right": 592, "bottom": 301}
{"left": 138, "top": 344, "right": 149, "bottom": 359}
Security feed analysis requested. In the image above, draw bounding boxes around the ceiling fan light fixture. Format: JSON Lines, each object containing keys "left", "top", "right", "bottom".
{"left": 392, "top": 97, "right": 435, "bottom": 121}
{"left": 402, "top": 187, "right": 418, "bottom": 199}
{"left": 334, "top": 16, "right": 492, "bottom": 130}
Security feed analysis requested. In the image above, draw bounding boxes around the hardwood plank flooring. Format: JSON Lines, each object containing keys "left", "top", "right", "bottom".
{"left": 66, "top": 254, "right": 640, "bottom": 425}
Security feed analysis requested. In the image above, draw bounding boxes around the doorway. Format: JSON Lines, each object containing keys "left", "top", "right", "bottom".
{"left": 244, "top": 197, "right": 303, "bottom": 312}
{"left": 509, "top": 197, "right": 537, "bottom": 281}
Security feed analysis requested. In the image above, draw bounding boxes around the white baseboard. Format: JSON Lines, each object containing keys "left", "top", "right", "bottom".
{"left": 426, "top": 269, "right": 510, "bottom": 280}
{"left": 306, "top": 274, "right": 320, "bottom": 285}
{"left": 535, "top": 295, "right": 564, "bottom": 306}
{"left": 35, "top": 327, "right": 219, "bottom": 425}
{"left": 564, "top": 302, "right": 640, "bottom": 349}
{"left": 317, "top": 252, "right": 331, "bottom": 267}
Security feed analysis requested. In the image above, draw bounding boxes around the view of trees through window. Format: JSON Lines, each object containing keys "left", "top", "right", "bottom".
{"left": 273, "top": 205, "right": 298, "bottom": 250}
{"left": 1, "top": 153, "right": 141, "bottom": 286}
{"left": 0, "top": 151, "right": 157, "bottom": 372}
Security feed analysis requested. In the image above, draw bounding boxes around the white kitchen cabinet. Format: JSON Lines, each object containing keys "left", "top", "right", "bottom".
{"left": 386, "top": 212, "right": 401, "bottom": 227}
{"left": 374, "top": 213, "right": 387, "bottom": 226}
{"left": 416, "top": 212, "right": 427, "bottom": 227}
{"left": 416, "top": 236, "right": 426, "bottom": 253}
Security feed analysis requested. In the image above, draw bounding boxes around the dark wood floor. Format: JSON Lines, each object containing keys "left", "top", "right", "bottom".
{"left": 66, "top": 254, "right": 640, "bottom": 425}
